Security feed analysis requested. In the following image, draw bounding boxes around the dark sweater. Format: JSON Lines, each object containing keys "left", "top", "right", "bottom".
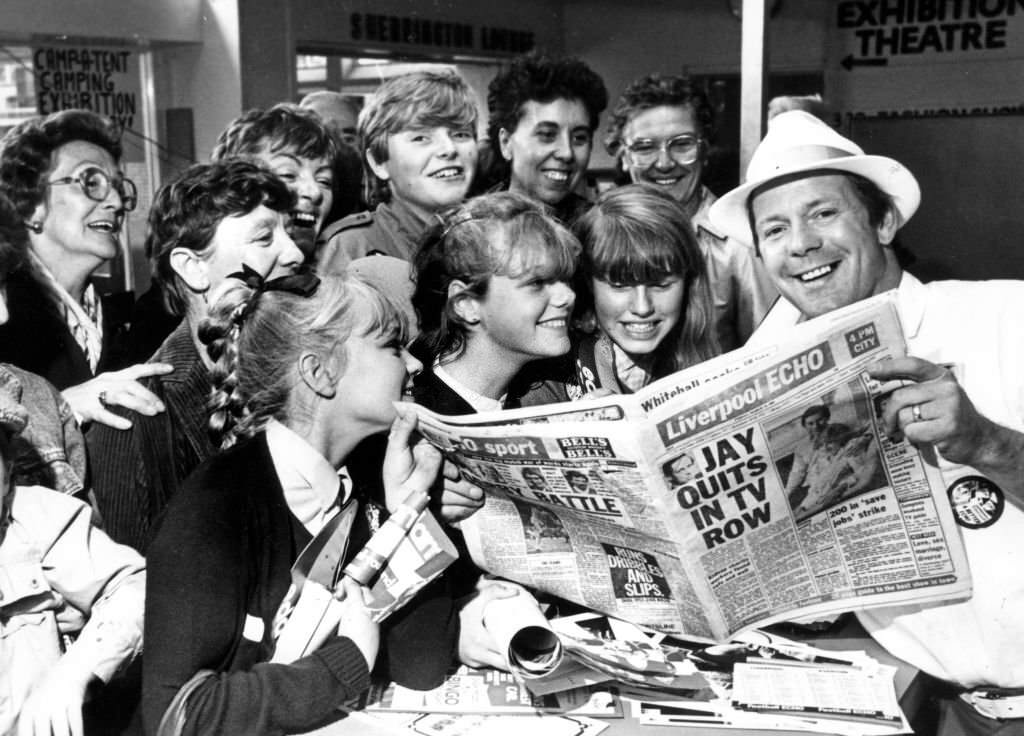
{"left": 143, "top": 431, "right": 457, "bottom": 736}
{"left": 88, "top": 322, "right": 216, "bottom": 552}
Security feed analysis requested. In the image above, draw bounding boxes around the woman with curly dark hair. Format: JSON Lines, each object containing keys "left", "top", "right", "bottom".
{"left": 486, "top": 52, "right": 607, "bottom": 224}
{"left": 0, "top": 109, "right": 173, "bottom": 428}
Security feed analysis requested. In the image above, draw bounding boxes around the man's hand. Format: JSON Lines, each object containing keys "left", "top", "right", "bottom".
{"left": 438, "top": 461, "right": 485, "bottom": 524}
{"left": 869, "top": 357, "right": 1005, "bottom": 467}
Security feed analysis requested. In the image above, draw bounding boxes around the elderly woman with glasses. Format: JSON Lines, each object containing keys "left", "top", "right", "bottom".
{"left": 0, "top": 109, "right": 172, "bottom": 429}
{"left": 604, "top": 74, "right": 776, "bottom": 351}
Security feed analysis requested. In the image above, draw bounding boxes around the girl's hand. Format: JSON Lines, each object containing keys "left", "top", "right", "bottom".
{"left": 457, "top": 578, "right": 528, "bottom": 670}
{"left": 381, "top": 405, "right": 442, "bottom": 513}
{"left": 438, "top": 460, "right": 485, "bottom": 524}
{"left": 334, "top": 577, "right": 380, "bottom": 670}
{"left": 17, "top": 658, "right": 93, "bottom": 736}
{"left": 62, "top": 362, "right": 174, "bottom": 429}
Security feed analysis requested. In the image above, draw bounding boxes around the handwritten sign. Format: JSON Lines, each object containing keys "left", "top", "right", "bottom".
{"left": 34, "top": 47, "right": 139, "bottom": 131}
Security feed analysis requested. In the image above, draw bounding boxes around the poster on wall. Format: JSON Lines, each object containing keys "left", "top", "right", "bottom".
{"left": 825, "top": 2, "right": 1024, "bottom": 118}
{"left": 33, "top": 46, "right": 151, "bottom": 293}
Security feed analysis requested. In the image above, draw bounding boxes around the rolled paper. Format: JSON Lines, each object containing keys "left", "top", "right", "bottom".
{"left": 343, "top": 489, "right": 430, "bottom": 585}
{"left": 483, "top": 590, "right": 563, "bottom": 678}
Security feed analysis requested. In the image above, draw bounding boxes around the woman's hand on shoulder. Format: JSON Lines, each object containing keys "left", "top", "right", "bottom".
{"left": 381, "top": 405, "right": 443, "bottom": 513}
{"left": 61, "top": 362, "right": 173, "bottom": 430}
{"left": 334, "top": 576, "right": 380, "bottom": 671}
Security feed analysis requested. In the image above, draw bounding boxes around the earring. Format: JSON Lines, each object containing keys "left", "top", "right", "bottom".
{"left": 24, "top": 221, "right": 42, "bottom": 234}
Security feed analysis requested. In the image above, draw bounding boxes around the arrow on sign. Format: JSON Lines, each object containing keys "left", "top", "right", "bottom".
{"left": 841, "top": 54, "right": 888, "bottom": 70}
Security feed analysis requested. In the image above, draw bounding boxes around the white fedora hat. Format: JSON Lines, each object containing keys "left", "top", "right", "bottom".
{"left": 709, "top": 111, "right": 920, "bottom": 244}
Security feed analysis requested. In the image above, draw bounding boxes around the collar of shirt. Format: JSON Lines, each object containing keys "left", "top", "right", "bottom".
{"left": 691, "top": 186, "right": 735, "bottom": 245}
{"left": 610, "top": 340, "right": 652, "bottom": 392}
{"left": 265, "top": 418, "right": 348, "bottom": 536}
{"left": 381, "top": 197, "right": 434, "bottom": 249}
{"left": 748, "top": 272, "right": 915, "bottom": 349}
{"left": 433, "top": 363, "right": 505, "bottom": 413}
{"left": 894, "top": 271, "right": 925, "bottom": 341}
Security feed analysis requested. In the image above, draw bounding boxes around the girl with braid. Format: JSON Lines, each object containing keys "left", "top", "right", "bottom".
{"left": 142, "top": 270, "right": 448, "bottom": 736}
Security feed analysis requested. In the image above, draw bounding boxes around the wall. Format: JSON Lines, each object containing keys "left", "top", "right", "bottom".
{"left": 562, "top": 0, "right": 829, "bottom": 170}
{"left": 0, "top": 0, "right": 200, "bottom": 42}
{"left": 233, "top": 0, "right": 566, "bottom": 111}
{"left": 154, "top": 0, "right": 243, "bottom": 166}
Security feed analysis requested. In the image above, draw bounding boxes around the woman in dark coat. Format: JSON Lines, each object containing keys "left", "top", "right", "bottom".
{"left": 0, "top": 109, "right": 170, "bottom": 427}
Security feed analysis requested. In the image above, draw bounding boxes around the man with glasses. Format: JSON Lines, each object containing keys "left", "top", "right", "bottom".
{"left": 605, "top": 74, "right": 776, "bottom": 350}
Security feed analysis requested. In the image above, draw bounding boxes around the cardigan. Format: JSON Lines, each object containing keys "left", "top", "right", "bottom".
{"left": 87, "top": 321, "right": 217, "bottom": 552}
{"left": 143, "top": 431, "right": 459, "bottom": 736}
{"left": 142, "top": 433, "right": 367, "bottom": 736}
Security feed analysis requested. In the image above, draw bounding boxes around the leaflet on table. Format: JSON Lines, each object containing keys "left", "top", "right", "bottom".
{"left": 548, "top": 612, "right": 910, "bottom": 735}
{"left": 359, "top": 712, "right": 611, "bottom": 736}
{"left": 731, "top": 660, "right": 903, "bottom": 725}
{"left": 359, "top": 665, "right": 623, "bottom": 717}
{"left": 408, "top": 292, "right": 971, "bottom": 641}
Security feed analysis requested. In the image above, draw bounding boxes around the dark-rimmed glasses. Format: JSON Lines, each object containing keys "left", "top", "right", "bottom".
{"left": 624, "top": 135, "right": 702, "bottom": 167}
{"left": 46, "top": 167, "right": 138, "bottom": 212}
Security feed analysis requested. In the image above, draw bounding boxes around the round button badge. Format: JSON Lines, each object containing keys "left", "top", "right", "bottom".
{"left": 948, "top": 475, "right": 1004, "bottom": 529}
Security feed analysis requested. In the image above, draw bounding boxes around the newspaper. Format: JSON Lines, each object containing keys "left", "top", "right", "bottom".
{"left": 408, "top": 292, "right": 972, "bottom": 641}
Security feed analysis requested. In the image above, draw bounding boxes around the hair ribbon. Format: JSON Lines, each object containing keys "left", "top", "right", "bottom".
{"left": 226, "top": 264, "right": 321, "bottom": 324}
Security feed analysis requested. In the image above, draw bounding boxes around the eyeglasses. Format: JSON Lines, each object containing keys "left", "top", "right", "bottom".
{"left": 46, "top": 167, "right": 138, "bottom": 212}
{"left": 624, "top": 135, "right": 703, "bottom": 167}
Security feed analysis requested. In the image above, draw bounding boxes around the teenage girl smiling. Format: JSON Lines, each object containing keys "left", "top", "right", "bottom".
{"left": 411, "top": 191, "right": 580, "bottom": 414}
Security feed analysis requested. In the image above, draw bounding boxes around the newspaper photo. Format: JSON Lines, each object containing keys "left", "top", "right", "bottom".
{"left": 408, "top": 291, "right": 972, "bottom": 641}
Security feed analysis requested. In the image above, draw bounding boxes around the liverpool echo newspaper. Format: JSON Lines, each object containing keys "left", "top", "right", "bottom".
{"left": 408, "top": 292, "right": 971, "bottom": 642}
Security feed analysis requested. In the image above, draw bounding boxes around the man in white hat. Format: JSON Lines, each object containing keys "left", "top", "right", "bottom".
{"left": 711, "top": 110, "right": 1024, "bottom": 734}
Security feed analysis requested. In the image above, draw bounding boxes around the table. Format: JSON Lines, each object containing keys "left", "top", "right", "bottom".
{"left": 303, "top": 616, "right": 920, "bottom": 736}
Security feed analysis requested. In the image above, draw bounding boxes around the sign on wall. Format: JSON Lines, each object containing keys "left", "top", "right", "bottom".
{"left": 834, "top": 0, "right": 1024, "bottom": 68}
{"left": 34, "top": 47, "right": 140, "bottom": 134}
{"left": 344, "top": 12, "right": 535, "bottom": 55}
{"left": 827, "top": 1, "right": 1024, "bottom": 116}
